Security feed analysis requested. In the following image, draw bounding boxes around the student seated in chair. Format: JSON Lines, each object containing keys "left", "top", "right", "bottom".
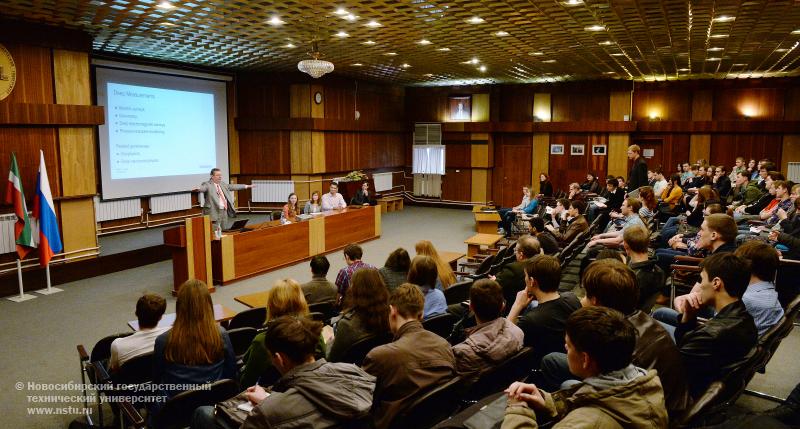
{"left": 363, "top": 283, "right": 456, "bottom": 429}
{"left": 502, "top": 306, "right": 668, "bottom": 429}
{"left": 109, "top": 293, "right": 167, "bottom": 372}
{"left": 490, "top": 235, "right": 542, "bottom": 315}
{"left": 300, "top": 255, "right": 337, "bottom": 306}
{"left": 192, "top": 316, "right": 376, "bottom": 429}
{"left": 452, "top": 279, "right": 523, "bottom": 380}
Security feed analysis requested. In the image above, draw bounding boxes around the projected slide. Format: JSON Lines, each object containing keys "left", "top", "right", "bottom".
{"left": 107, "top": 83, "right": 215, "bottom": 179}
{"left": 96, "top": 65, "right": 229, "bottom": 200}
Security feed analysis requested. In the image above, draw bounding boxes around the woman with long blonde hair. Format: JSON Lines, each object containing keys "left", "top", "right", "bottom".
{"left": 239, "top": 278, "right": 324, "bottom": 388}
{"left": 415, "top": 240, "right": 456, "bottom": 289}
{"left": 153, "top": 279, "right": 236, "bottom": 401}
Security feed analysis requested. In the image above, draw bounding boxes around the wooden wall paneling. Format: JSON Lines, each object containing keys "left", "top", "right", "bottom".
{"left": 689, "top": 89, "right": 713, "bottom": 164}
{"left": 470, "top": 133, "right": 490, "bottom": 168}
{"left": 496, "top": 86, "right": 532, "bottom": 121}
{"left": 310, "top": 84, "right": 324, "bottom": 118}
{"left": 607, "top": 134, "right": 628, "bottom": 179}
{"left": 710, "top": 134, "right": 782, "bottom": 169}
{"left": 441, "top": 168, "right": 472, "bottom": 202}
{"left": 782, "top": 135, "right": 800, "bottom": 175}
{"left": 311, "top": 131, "right": 325, "bottom": 174}
{"left": 492, "top": 134, "right": 532, "bottom": 206}
{"left": 533, "top": 93, "right": 551, "bottom": 122}
{"left": 714, "top": 88, "right": 784, "bottom": 120}
{"left": 290, "top": 84, "right": 311, "bottom": 118}
{"left": 292, "top": 175, "right": 310, "bottom": 202}
{"left": 631, "top": 133, "right": 690, "bottom": 175}
{"left": 0, "top": 128, "right": 59, "bottom": 203}
{"left": 290, "top": 131, "right": 312, "bottom": 174}
{"left": 309, "top": 175, "right": 323, "bottom": 200}
{"left": 227, "top": 81, "right": 240, "bottom": 174}
{"left": 472, "top": 93, "right": 490, "bottom": 122}
{"left": 552, "top": 91, "right": 609, "bottom": 122}
{"left": 0, "top": 42, "right": 53, "bottom": 104}
{"left": 444, "top": 142, "right": 471, "bottom": 168}
{"left": 689, "top": 135, "right": 711, "bottom": 165}
{"left": 59, "top": 199, "right": 97, "bottom": 258}
{"left": 324, "top": 132, "right": 405, "bottom": 173}
{"left": 237, "top": 130, "right": 291, "bottom": 174}
{"left": 53, "top": 50, "right": 90, "bottom": 105}
{"left": 471, "top": 169, "right": 488, "bottom": 203}
{"left": 532, "top": 133, "right": 549, "bottom": 195}
{"left": 236, "top": 77, "right": 290, "bottom": 118}
{"left": 610, "top": 91, "right": 632, "bottom": 121}
{"left": 632, "top": 89, "right": 691, "bottom": 121}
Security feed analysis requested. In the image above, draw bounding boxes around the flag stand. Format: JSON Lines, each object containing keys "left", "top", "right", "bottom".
{"left": 6, "top": 259, "right": 37, "bottom": 302}
{"left": 35, "top": 263, "right": 62, "bottom": 295}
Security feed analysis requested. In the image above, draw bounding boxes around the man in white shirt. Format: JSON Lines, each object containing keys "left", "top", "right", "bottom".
{"left": 652, "top": 168, "right": 668, "bottom": 197}
{"left": 321, "top": 182, "right": 347, "bottom": 211}
{"left": 109, "top": 294, "right": 168, "bottom": 371}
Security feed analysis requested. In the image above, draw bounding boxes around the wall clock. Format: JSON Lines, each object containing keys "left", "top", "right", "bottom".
{"left": 0, "top": 43, "right": 16, "bottom": 101}
{"left": 314, "top": 91, "right": 322, "bottom": 104}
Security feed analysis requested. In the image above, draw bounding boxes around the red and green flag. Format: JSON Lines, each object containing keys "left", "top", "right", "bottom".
{"left": 5, "top": 153, "right": 35, "bottom": 259}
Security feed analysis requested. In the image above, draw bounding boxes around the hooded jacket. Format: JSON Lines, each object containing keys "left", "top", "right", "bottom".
{"left": 628, "top": 258, "right": 665, "bottom": 313}
{"left": 453, "top": 317, "right": 524, "bottom": 379}
{"left": 501, "top": 368, "right": 668, "bottom": 429}
{"left": 242, "top": 359, "right": 376, "bottom": 429}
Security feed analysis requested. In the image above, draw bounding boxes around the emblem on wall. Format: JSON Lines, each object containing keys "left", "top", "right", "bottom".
{"left": 0, "top": 43, "right": 17, "bottom": 101}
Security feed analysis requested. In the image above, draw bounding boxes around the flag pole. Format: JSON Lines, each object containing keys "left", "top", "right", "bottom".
{"left": 35, "top": 261, "right": 62, "bottom": 295}
{"left": 6, "top": 259, "right": 36, "bottom": 302}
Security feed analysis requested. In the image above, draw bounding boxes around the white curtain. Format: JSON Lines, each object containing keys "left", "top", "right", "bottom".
{"left": 412, "top": 145, "right": 446, "bottom": 175}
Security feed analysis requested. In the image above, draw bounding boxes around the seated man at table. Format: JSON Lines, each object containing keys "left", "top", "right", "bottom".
{"left": 334, "top": 244, "right": 375, "bottom": 306}
{"left": 301, "top": 255, "right": 337, "bottom": 306}
{"left": 321, "top": 182, "right": 347, "bottom": 211}
{"left": 109, "top": 293, "right": 168, "bottom": 371}
{"left": 350, "top": 181, "right": 375, "bottom": 206}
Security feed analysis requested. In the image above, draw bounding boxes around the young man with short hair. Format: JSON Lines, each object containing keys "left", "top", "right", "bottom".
{"left": 546, "top": 200, "right": 588, "bottom": 247}
{"left": 627, "top": 144, "right": 648, "bottom": 192}
{"left": 507, "top": 255, "right": 581, "bottom": 364}
{"left": 731, "top": 170, "right": 763, "bottom": 208}
{"left": 734, "top": 241, "right": 784, "bottom": 336}
{"left": 363, "top": 283, "right": 456, "bottom": 429}
{"left": 623, "top": 224, "right": 664, "bottom": 312}
{"left": 503, "top": 306, "right": 668, "bottom": 428}
{"left": 321, "top": 182, "right": 347, "bottom": 211}
{"left": 652, "top": 168, "right": 668, "bottom": 197}
{"left": 109, "top": 293, "right": 167, "bottom": 371}
{"left": 452, "top": 279, "right": 524, "bottom": 379}
{"left": 492, "top": 235, "right": 542, "bottom": 314}
{"left": 301, "top": 255, "right": 337, "bottom": 305}
{"left": 334, "top": 244, "right": 375, "bottom": 305}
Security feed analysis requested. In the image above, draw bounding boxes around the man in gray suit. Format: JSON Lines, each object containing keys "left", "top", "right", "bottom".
{"left": 197, "top": 168, "right": 254, "bottom": 233}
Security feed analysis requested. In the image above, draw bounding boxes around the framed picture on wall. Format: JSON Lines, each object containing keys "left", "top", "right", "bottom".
{"left": 571, "top": 144, "right": 585, "bottom": 156}
{"left": 550, "top": 144, "right": 564, "bottom": 155}
{"left": 448, "top": 96, "right": 471, "bottom": 121}
{"left": 592, "top": 145, "right": 607, "bottom": 155}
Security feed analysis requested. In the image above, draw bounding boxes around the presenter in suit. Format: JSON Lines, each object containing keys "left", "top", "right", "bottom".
{"left": 196, "top": 168, "right": 254, "bottom": 233}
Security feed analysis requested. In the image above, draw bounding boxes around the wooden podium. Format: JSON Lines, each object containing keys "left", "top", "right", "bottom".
{"left": 163, "top": 216, "right": 214, "bottom": 295}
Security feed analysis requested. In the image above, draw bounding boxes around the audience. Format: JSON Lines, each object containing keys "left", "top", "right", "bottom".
{"left": 192, "top": 316, "right": 376, "bottom": 429}
{"left": 730, "top": 170, "right": 762, "bottom": 208}
{"left": 660, "top": 173, "right": 685, "bottom": 213}
{"left": 407, "top": 255, "right": 447, "bottom": 319}
{"left": 545, "top": 199, "right": 588, "bottom": 247}
{"left": 415, "top": 240, "right": 457, "bottom": 289}
{"left": 528, "top": 217, "right": 560, "bottom": 255}
{"left": 539, "top": 173, "right": 553, "bottom": 197}
{"left": 452, "top": 279, "right": 524, "bottom": 380}
{"left": 109, "top": 293, "right": 167, "bottom": 371}
{"left": 363, "top": 283, "right": 456, "bottom": 429}
{"left": 506, "top": 255, "right": 581, "bottom": 364}
{"left": 300, "top": 255, "right": 337, "bottom": 305}
{"left": 734, "top": 241, "right": 785, "bottom": 336}
{"left": 334, "top": 244, "right": 375, "bottom": 305}
{"left": 623, "top": 225, "right": 665, "bottom": 312}
{"left": 326, "top": 269, "right": 391, "bottom": 363}
{"left": 152, "top": 280, "right": 236, "bottom": 406}
{"left": 491, "top": 235, "right": 542, "bottom": 313}
{"left": 652, "top": 167, "right": 668, "bottom": 197}
{"left": 503, "top": 306, "right": 668, "bottom": 428}
{"left": 239, "top": 278, "right": 324, "bottom": 388}
{"left": 378, "top": 248, "right": 411, "bottom": 292}
{"left": 498, "top": 185, "right": 531, "bottom": 234}
{"left": 580, "top": 172, "right": 601, "bottom": 194}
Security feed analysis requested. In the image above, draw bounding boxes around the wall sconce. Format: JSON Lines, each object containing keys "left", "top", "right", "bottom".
{"left": 740, "top": 105, "right": 757, "bottom": 119}
{"left": 533, "top": 110, "right": 550, "bottom": 122}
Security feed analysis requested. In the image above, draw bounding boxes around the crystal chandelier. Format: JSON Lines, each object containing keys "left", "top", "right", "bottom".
{"left": 297, "top": 42, "right": 334, "bottom": 78}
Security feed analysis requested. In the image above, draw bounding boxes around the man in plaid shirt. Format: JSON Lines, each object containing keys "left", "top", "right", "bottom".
{"left": 334, "top": 244, "right": 375, "bottom": 305}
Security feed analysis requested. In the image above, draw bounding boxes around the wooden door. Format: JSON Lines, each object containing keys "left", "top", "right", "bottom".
{"left": 633, "top": 139, "right": 664, "bottom": 175}
{"left": 493, "top": 136, "right": 532, "bottom": 207}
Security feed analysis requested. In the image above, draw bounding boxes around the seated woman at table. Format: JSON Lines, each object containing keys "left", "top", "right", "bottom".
{"left": 325, "top": 268, "right": 391, "bottom": 362}
{"left": 379, "top": 248, "right": 411, "bottom": 292}
{"left": 303, "top": 191, "right": 322, "bottom": 214}
{"left": 498, "top": 185, "right": 531, "bottom": 233}
{"left": 281, "top": 193, "right": 300, "bottom": 224}
{"left": 408, "top": 255, "right": 447, "bottom": 320}
{"left": 415, "top": 240, "right": 456, "bottom": 290}
{"left": 152, "top": 279, "right": 237, "bottom": 410}
{"left": 350, "top": 181, "right": 375, "bottom": 206}
{"left": 239, "top": 278, "right": 325, "bottom": 388}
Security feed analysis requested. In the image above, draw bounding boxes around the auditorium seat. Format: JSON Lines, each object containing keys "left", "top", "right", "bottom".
{"left": 422, "top": 313, "right": 457, "bottom": 339}
{"left": 444, "top": 280, "right": 473, "bottom": 305}
{"left": 151, "top": 379, "right": 239, "bottom": 429}
{"left": 388, "top": 376, "right": 464, "bottom": 429}
{"left": 226, "top": 307, "right": 266, "bottom": 330}
{"left": 461, "top": 347, "right": 535, "bottom": 403}
{"left": 336, "top": 332, "right": 393, "bottom": 366}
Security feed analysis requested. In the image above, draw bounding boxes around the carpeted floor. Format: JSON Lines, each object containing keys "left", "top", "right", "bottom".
{"left": 1, "top": 206, "right": 796, "bottom": 428}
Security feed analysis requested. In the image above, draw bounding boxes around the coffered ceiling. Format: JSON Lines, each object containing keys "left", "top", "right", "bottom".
{"left": 2, "top": 1, "right": 799, "bottom": 85}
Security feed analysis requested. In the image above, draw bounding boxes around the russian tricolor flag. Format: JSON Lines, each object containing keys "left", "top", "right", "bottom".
{"left": 32, "top": 150, "right": 62, "bottom": 267}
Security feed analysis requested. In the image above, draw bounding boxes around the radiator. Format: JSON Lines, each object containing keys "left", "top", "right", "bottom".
{"left": 413, "top": 174, "right": 442, "bottom": 198}
{"left": 373, "top": 172, "right": 394, "bottom": 192}
{"left": 788, "top": 162, "right": 800, "bottom": 183}
{"left": 150, "top": 193, "right": 192, "bottom": 214}
{"left": 251, "top": 180, "right": 295, "bottom": 203}
{"left": 94, "top": 196, "right": 142, "bottom": 222}
{"left": 0, "top": 214, "right": 17, "bottom": 255}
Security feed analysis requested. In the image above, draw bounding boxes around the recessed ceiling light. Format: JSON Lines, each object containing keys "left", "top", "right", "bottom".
{"left": 775, "top": 48, "right": 789, "bottom": 52}
{"left": 603, "top": 71, "right": 616, "bottom": 74}
{"left": 542, "top": 59, "right": 557, "bottom": 63}
{"left": 529, "top": 51, "right": 544, "bottom": 56}
{"left": 599, "top": 41, "right": 614, "bottom": 46}
{"left": 710, "top": 34, "right": 729, "bottom": 38}
{"left": 495, "top": 31, "right": 509, "bottom": 37}
{"left": 560, "top": 0, "right": 584, "bottom": 5}
{"left": 424, "top": 73, "right": 434, "bottom": 77}
{"left": 267, "top": 16, "right": 285, "bottom": 26}
{"left": 160, "top": 21, "right": 176, "bottom": 26}
{"left": 156, "top": 1, "right": 175, "bottom": 10}
{"left": 479, "top": 65, "right": 487, "bottom": 72}
{"left": 678, "top": 68, "right": 690, "bottom": 71}
{"left": 712, "top": 15, "right": 735, "bottom": 22}
{"left": 401, "top": 63, "right": 411, "bottom": 68}
{"left": 352, "top": 63, "right": 363, "bottom": 66}
{"left": 335, "top": 8, "right": 348, "bottom": 16}
{"left": 417, "top": 39, "right": 432, "bottom": 45}
{"left": 733, "top": 63, "right": 747, "bottom": 66}
{"left": 385, "top": 52, "right": 397, "bottom": 56}
{"left": 335, "top": 31, "right": 349, "bottom": 38}
{"left": 343, "top": 13, "right": 358, "bottom": 21}
{"left": 365, "top": 20, "right": 381, "bottom": 28}
{"left": 285, "top": 43, "right": 295, "bottom": 48}
{"left": 707, "top": 47, "right": 724, "bottom": 51}
{"left": 584, "top": 25, "right": 606, "bottom": 31}
{"left": 792, "top": 29, "right": 800, "bottom": 35}
{"left": 363, "top": 40, "right": 376, "bottom": 45}
{"left": 707, "top": 57, "right": 722, "bottom": 61}
{"left": 610, "top": 53, "right": 624, "bottom": 56}
{"left": 470, "top": 58, "right": 479, "bottom": 64}
{"left": 437, "top": 47, "right": 450, "bottom": 51}
{"left": 466, "top": 16, "right": 485, "bottom": 24}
